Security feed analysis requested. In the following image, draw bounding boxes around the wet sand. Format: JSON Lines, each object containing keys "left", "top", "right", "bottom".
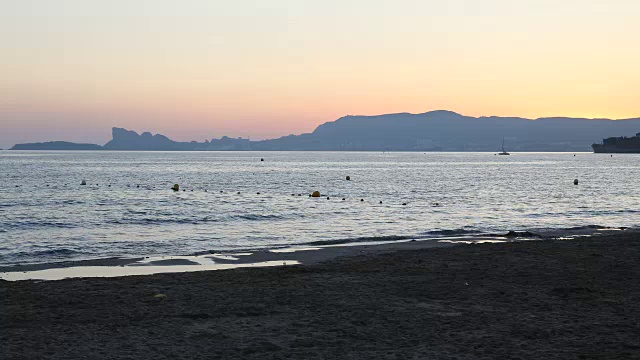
{"left": 2, "top": 233, "right": 640, "bottom": 359}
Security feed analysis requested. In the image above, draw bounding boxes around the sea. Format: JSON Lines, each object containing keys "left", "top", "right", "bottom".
{"left": 1, "top": 151, "right": 638, "bottom": 267}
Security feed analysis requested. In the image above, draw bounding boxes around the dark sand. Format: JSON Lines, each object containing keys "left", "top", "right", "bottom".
{"left": 2, "top": 233, "right": 640, "bottom": 359}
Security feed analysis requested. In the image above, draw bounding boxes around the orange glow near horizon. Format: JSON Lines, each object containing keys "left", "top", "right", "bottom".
{"left": 1, "top": 0, "right": 640, "bottom": 147}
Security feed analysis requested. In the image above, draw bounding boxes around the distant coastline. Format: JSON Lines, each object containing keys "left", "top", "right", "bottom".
{"left": 10, "top": 141, "right": 103, "bottom": 151}
{"left": 9, "top": 110, "right": 640, "bottom": 152}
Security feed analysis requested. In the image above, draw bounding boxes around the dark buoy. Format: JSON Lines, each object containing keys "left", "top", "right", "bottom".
{"left": 402, "top": 203, "right": 407, "bottom": 206}
{"left": 312, "top": 191, "right": 321, "bottom": 198}
{"left": 342, "top": 198, "right": 345, "bottom": 201}
{"left": 172, "top": 184, "right": 179, "bottom": 191}
{"left": 204, "top": 190, "right": 207, "bottom": 192}
{"left": 183, "top": 189, "right": 186, "bottom": 192}
{"left": 137, "top": 185, "right": 140, "bottom": 188}
{"left": 327, "top": 197, "right": 330, "bottom": 200}
{"left": 257, "top": 192, "right": 261, "bottom": 195}
{"left": 379, "top": 201, "right": 382, "bottom": 204}
{"left": 346, "top": 176, "right": 351, "bottom": 181}
{"left": 81, "top": 180, "right": 87, "bottom": 186}
{"left": 361, "top": 199, "right": 364, "bottom": 202}
{"left": 574, "top": 179, "right": 579, "bottom": 185}
{"left": 261, "top": 158, "right": 264, "bottom": 162}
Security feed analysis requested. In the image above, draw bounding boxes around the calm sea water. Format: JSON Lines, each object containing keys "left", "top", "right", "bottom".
{"left": 0, "top": 151, "right": 638, "bottom": 266}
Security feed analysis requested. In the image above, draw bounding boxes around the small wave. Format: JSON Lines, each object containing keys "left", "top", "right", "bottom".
{"left": 107, "top": 213, "right": 290, "bottom": 225}
{"left": 300, "top": 235, "right": 415, "bottom": 247}
{"left": 57, "top": 199, "right": 85, "bottom": 205}
{"left": 237, "top": 214, "right": 285, "bottom": 221}
{"left": 107, "top": 218, "right": 217, "bottom": 225}
{"left": 11, "top": 248, "right": 87, "bottom": 259}
{"left": 3, "top": 221, "right": 77, "bottom": 231}
{"left": 422, "top": 228, "right": 479, "bottom": 236}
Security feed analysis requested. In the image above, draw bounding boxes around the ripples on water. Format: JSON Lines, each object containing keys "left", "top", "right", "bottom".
{"left": 0, "top": 151, "right": 638, "bottom": 265}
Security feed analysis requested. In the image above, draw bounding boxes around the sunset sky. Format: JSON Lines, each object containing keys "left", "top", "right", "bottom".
{"left": 1, "top": 0, "right": 639, "bottom": 148}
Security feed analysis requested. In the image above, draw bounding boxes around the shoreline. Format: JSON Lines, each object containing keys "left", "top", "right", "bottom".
{"left": 2, "top": 231, "right": 639, "bottom": 359}
{"left": 1, "top": 226, "right": 636, "bottom": 281}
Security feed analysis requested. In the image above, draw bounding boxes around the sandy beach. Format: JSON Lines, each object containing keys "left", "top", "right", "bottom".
{"left": 2, "top": 232, "right": 639, "bottom": 360}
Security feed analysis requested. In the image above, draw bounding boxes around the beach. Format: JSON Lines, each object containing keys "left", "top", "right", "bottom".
{"left": 2, "top": 232, "right": 639, "bottom": 360}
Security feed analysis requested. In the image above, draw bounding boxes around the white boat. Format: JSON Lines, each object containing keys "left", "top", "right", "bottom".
{"left": 498, "top": 137, "right": 510, "bottom": 155}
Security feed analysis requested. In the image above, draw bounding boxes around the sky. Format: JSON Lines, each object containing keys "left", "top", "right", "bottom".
{"left": 1, "top": 0, "right": 640, "bottom": 148}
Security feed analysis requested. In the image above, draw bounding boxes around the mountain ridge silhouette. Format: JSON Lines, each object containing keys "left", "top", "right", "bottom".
{"left": 10, "top": 110, "right": 640, "bottom": 151}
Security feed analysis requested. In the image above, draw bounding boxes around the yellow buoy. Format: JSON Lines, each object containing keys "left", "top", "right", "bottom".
{"left": 312, "top": 191, "right": 321, "bottom": 198}
{"left": 172, "top": 184, "right": 179, "bottom": 191}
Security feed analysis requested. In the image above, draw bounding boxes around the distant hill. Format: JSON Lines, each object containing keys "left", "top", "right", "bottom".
{"left": 10, "top": 141, "right": 103, "bottom": 151}
{"left": 260, "top": 111, "right": 640, "bottom": 151}
{"left": 9, "top": 111, "right": 640, "bottom": 151}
